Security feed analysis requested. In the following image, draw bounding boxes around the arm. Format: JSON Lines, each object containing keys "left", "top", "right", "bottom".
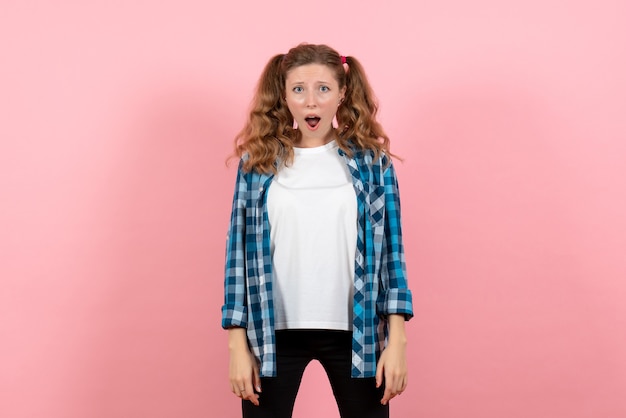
{"left": 222, "top": 162, "right": 261, "bottom": 405}
{"left": 376, "top": 159, "right": 413, "bottom": 319}
{"left": 375, "top": 159, "right": 413, "bottom": 404}
{"left": 222, "top": 160, "right": 249, "bottom": 329}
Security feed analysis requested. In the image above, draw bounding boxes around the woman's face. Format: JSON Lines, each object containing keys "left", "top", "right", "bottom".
{"left": 285, "top": 63, "right": 346, "bottom": 147}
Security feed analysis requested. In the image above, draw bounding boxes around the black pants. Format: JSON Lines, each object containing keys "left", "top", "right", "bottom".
{"left": 242, "top": 330, "right": 389, "bottom": 418}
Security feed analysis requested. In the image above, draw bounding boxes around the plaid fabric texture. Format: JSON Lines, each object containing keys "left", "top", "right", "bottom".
{"left": 222, "top": 148, "right": 413, "bottom": 378}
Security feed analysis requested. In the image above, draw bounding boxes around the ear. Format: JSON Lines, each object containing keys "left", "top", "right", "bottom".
{"left": 340, "top": 85, "right": 347, "bottom": 101}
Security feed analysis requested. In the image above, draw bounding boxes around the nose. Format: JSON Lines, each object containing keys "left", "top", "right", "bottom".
{"left": 305, "top": 91, "right": 317, "bottom": 108}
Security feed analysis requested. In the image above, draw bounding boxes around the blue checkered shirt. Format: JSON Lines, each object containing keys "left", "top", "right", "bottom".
{"left": 221, "top": 147, "right": 413, "bottom": 378}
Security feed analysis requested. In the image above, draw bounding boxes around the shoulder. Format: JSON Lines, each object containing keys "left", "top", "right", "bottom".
{"left": 235, "top": 155, "right": 274, "bottom": 188}
{"left": 350, "top": 147, "right": 391, "bottom": 171}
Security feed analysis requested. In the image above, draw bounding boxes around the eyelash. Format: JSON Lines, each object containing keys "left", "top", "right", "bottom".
{"left": 292, "top": 86, "right": 331, "bottom": 93}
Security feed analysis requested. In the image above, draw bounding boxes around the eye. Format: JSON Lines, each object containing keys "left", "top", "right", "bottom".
{"left": 320, "top": 85, "right": 330, "bottom": 92}
{"left": 293, "top": 86, "right": 303, "bottom": 93}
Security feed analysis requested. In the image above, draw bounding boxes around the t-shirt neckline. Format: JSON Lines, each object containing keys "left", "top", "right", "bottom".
{"left": 293, "top": 139, "right": 337, "bottom": 155}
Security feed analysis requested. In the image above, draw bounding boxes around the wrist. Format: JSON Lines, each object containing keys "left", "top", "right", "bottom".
{"left": 228, "top": 327, "right": 249, "bottom": 351}
{"left": 387, "top": 314, "right": 408, "bottom": 346}
{"left": 387, "top": 334, "right": 407, "bottom": 346}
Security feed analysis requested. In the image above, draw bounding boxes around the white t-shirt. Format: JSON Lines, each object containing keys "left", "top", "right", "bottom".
{"left": 267, "top": 140, "right": 357, "bottom": 331}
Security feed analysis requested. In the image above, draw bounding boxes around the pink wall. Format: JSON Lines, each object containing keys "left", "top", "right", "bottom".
{"left": 1, "top": 1, "right": 625, "bottom": 417}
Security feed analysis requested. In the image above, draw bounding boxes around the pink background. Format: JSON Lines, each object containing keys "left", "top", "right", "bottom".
{"left": 1, "top": 1, "right": 625, "bottom": 417}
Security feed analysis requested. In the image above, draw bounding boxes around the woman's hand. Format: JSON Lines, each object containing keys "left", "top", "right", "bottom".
{"left": 228, "top": 328, "right": 262, "bottom": 406}
{"left": 375, "top": 314, "right": 408, "bottom": 405}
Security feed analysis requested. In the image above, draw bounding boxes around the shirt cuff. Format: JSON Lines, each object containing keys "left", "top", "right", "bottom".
{"left": 376, "top": 288, "right": 414, "bottom": 320}
{"left": 221, "top": 304, "right": 248, "bottom": 329}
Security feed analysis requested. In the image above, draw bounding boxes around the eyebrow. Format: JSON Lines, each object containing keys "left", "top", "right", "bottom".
{"left": 287, "top": 80, "right": 332, "bottom": 85}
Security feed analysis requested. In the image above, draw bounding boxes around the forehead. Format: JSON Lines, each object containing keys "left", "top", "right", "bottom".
{"left": 285, "top": 63, "right": 338, "bottom": 84}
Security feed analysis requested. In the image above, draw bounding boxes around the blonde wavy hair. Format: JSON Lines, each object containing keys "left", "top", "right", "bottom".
{"left": 233, "top": 43, "right": 394, "bottom": 174}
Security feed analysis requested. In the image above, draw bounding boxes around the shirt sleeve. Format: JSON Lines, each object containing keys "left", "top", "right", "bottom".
{"left": 376, "top": 158, "right": 414, "bottom": 320}
{"left": 221, "top": 160, "right": 249, "bottom": 328}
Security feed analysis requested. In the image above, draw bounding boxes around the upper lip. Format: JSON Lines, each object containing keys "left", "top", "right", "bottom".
{"left": 305, "top": 114, "right": 320, "bottom": 119}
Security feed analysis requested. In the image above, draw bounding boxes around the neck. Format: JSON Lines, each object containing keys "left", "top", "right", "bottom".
{"left": 296, "top": 129, "right": 334, "bottom": 148}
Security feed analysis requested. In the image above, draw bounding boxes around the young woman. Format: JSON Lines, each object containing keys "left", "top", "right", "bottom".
{"left": 222, "top": 43, "right": 413, "bottom": 418}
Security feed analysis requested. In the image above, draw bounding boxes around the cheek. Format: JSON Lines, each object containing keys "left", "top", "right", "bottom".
{"left": 319, "top": 94, "right": 339, "bottom": 106}
{"left": 321, "top": 98, "right": 339, "bottom": 113}
{"left": 286, "top": 103, "right": 301, "bottom": 121}
{"left": 287, "top": 94, "right": 304, "bottom": 105}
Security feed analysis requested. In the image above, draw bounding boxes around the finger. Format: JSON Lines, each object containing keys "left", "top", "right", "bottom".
{"left": 231, "top": 380, "right": 248, "bottom": 397}
{"left": 381, "top": 385, "right": 393, "bottom": 405}
{"left": 242, "top": 389, "right": 260, "bottom": 406}
{"left": 397, "top": 376, "right": 406, "bottom": 395}
{"left": 390, "top": 376, "right": 401, "bottom": 396}
{"left": 231, "top": 374, "right": 253, "bottom": 399}
{"left": 383, "top": 386, "right": 401, "bottom": 405}
{"left": 381, "top": 372, "right": 403, "bottom": 404}
{"left": 380, "top": 375, "right": 394, "bottom": 404}
{"left": 400, "top": 375, "right": 408, "bottom": 393}
{"left": 253, "top": 364, "right": 262, "bottom": 393}
{"left": 375, "top": 363, "right": 384, "bottom": 388}
{"left": 233, "top": 384, "right": 245, "bottom": 398}
{"left": 243, "top": 378, "right": 259, "bottom": 406}
{"left": 244, "top": 377, "right": 254, "bottom": 395}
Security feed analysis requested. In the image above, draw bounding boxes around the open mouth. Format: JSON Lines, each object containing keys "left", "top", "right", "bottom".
{"left": 305, "top": 116, "right": 321, "bottom": 128}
